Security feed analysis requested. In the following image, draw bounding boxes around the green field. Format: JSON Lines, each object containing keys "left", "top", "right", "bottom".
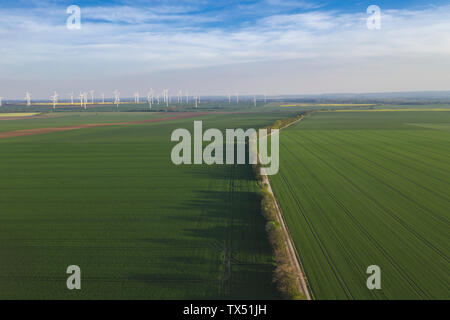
{"left": 270, "top": 111, "right": 450, "bottom": 299}
{"left": 0, "top": 101, "right": 261, "bottom": 114}
{"left": 0, "top": 112, "right": 181, "bottom": 133}
{"left": 0, "top": 111, "right": 295, "bottom": 299}
{"left": 1, "top": 106, "right": 448, "bottom": 300}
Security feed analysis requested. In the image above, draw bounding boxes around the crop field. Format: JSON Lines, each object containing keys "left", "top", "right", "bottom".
{"left": 281, "top": 104, "right": 377, "bottom": 108}
{"left": 330, "top": 108, "right": 450, "bottom": 112}
{"left": 0, "top": 101, "right": 262, "bottom": 114}
{"left": 270, "top": 111, "right": 450, "bottom": 299}
{"left": 0, "top": 113, "right": 41, "bottom": 118}
{"left": 1, "top": 106, "right": 447, "bottom": 300}
{"left": 0, "top": 111, "right": 292, "bottom": 299}
{"left": 0, "top": 112, "right": 183, "bottom": 133}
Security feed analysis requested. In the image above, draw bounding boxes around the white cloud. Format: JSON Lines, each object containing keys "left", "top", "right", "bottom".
{"left": 0, "top": 3, "right": 449, "bottom": 97}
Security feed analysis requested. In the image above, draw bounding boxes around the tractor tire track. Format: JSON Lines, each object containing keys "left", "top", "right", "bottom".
{"left": 318, "top": 131, "right": 450, "bottom": 223}
{"left": 349, "top": 131, "right": 450, "bottom": 185}
{"left": 302, "top": 133, "right": 448, "bottom": 263}
{"left": 220, "top": 164, "right": 235, "bottom": 297}
{"left": 276, "top": 152, "right": 353, "bottom": 299}
{"left": 289, "top": 134, "right": 441, "bottom": 298}
{"left": 284, "top": 136, "right": 427, "bottom": 298}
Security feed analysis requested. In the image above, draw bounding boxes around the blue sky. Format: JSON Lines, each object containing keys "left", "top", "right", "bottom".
{"left": 0, "top": 0, "right": 449, "bottom": 98}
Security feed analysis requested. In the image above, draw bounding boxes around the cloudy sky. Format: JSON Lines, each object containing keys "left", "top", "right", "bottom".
{"left": 0, "top": 0, "right": 449, "bottom": 99}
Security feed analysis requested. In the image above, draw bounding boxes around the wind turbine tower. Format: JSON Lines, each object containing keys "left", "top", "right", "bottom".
{"left": 236, "top": 93, "right": 239, "bottom": 104}
{"left": 25, "top": 92, "right": 32, "bottom": 106}
{"left": 134, "top": 92, "right": 140, "bottom": 103}
{"left": 89, "top": 90, "right": 95, "bottom": 104}
{"left": 51, "top": 91, "right": 59, "bottom": 110}
{"left": 147, "top": 91, "right": 152, "bottom": 109}
{"left": 0, "top": 97, "right": 3, "bottom": 107}
{"left": 164, "top": 89, "right": 169, "bottom": 107}
{"left": 82, "top": 92, "right": 88, "bottom": 110}
{"left": 113, "top": 90, "right": 120, "bottom": 109}
{"left": 79, "top": 93, "right": 84, "bottom": 107}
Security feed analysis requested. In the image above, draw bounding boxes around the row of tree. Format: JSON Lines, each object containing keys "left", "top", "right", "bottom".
{"left": 253, "top": 113, "right": 311, "bottom": 300}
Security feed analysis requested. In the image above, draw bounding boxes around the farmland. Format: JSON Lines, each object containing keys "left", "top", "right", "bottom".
{"left": 0, "top": 112, "right": 178, "bottom": 133}
{"left": 270, "top": 111, "right": 450, "bottom": 299}
{"left": 0, "top": 113, "right": 40, "bottom": 118}
{"left": 0, "top": 111, "right": 295, "bottom": 299}
{"left": 0, "top": 106, "right": 448, "bottom": 300}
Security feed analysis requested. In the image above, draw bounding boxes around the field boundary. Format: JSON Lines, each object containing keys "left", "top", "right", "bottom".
{"left": 258, "top": 115, "right": 312, "bottom": 300}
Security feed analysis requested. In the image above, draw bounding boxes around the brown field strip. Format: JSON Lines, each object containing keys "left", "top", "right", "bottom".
{"left": 0, "top": 112, "right": 220, "bottom": 139}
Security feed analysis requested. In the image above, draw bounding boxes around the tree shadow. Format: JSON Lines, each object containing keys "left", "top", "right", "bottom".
{"left": 127, "top": 165, "right": 276, "bottom": 299}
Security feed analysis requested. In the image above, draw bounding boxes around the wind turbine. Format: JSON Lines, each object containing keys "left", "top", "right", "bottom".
{"left": 194, "top": 96, "right": 198, "bottom": 109}
{"left": 147, "top": 91, "right": 152, "bottom": 109}
{"left": 68, "top": 92, "right": 74, "bottom": 105}
{"left": 163, "top": 89, "right": 169, "bottom": 107}
{"left": 79, "top": 92, "right": 84, "bottom": 108}
{"left": 113, "top": 90, "right": 120, "bottom": 109}
{"left": 134, "top": 91, "right": 140, "bottom": 103}
{"left": 89, "top": 90, "right": 95, "bottom": 104}
{"left": 25, "top": 92, "right": 32, "bottom": 106}
{"left": 186, "top": 91, "right": 189, "bottom": 104}
{"left": 51, "top": 91, "right": 59, "bottom": 110}
{"left": 101, "top": 93, "right": 105, "bottom": 104}
{"left": 79, "top": 92, "right": 87, "bottom": 109}
{"left": 83, "top": 92, "right": 88, "bottom": 109}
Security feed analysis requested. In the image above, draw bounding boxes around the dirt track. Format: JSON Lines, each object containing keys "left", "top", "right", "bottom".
{"left": 259, "top": 116, "right": 312, "bottom": 300}
{"left": 0, "top": 112, "right": 218, "bottom": 139}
